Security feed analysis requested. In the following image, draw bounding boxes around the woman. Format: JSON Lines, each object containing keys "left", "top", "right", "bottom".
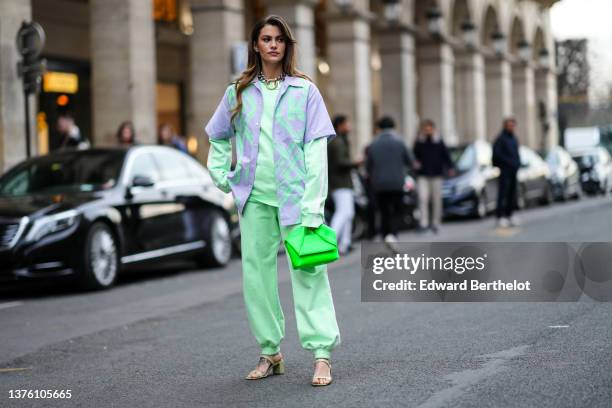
{"left": 157, "top": 123, "right": 188, "bottom": 153}
{"left": 205, "top": 15, "right": 340, "bottom": 387}
{"left": 116, "top": 121, "right": 137, "bottom": 146}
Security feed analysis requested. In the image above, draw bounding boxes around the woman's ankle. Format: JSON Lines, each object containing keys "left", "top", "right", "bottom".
{"left": 313, "top": 349, "right": 331, "bottom": 360}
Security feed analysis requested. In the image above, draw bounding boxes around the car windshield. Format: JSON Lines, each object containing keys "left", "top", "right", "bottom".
{"left": 450, "top": 145, "right": 476, "bottom": 173}
{"left": 0, "top": 150, "right": 126, "bottom": 197}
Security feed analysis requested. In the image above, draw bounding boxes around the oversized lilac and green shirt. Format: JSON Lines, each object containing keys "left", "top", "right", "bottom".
{"left": 204, "top": 75, "right": 336, "bottom": 226}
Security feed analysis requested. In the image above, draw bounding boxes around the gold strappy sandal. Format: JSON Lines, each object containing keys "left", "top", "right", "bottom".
{"left": 245, "top": 353, "right": 285, "bottom": 380}
{"left": 311, "top": 358, "right": 333, "bottom": 386}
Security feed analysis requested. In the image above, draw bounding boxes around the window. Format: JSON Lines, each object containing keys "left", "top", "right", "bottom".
{"left": 153, "top": 0, "right": 177, "bottom": 22}
{"left": 0, "top": 150, "right": 125, "bottom": 196}
{"left": 130, "top": 153, "right": 161, "bottom": 183}
{"left": 153, "top": 150, "right": 191, "bottom": 181}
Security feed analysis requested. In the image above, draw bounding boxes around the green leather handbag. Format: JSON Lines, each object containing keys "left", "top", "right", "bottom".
{"left": 284, "top": 224, "right": 339, "bottom": 271}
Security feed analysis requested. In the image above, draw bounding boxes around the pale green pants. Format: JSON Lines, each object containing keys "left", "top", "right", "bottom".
{"left": 238, "top": 199, "right": 341, "bottom": 359}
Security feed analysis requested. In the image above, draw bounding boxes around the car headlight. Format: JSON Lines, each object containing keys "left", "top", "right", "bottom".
{"left": 25, "top": 210, "right": 80, "bottom": 242}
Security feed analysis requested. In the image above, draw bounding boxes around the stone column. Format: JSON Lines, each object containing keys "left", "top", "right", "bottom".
{"left": 266, "top": 0, "right": 317, "bottom": 79}
{"left": 0, "top": 0, "right": 31, "bottom": 172}
{"left": 454, "top": 51, "right": 486, "bottom": 143}
{"left": 485, "top": 58, "right": 513, "bottom": 141}
{"left": 512, "top": 63, "right": 537, "bottom": 148}
{"left": 327, "top": 9, "right": 373, "bottom": 158}
{"left": 379, "top": 27, "right": 417, "bottom": 145}
{"left": 417, "top": 41, "right": 457, "bottom": 145}
{"left": 90, "top": 0, "right": 157, "bottom": 146}
{"left": 536, "top": 68, "right": 559, "bottom": 149}
{"left": 188, "top": 0, "right": 244, "bottom": 163}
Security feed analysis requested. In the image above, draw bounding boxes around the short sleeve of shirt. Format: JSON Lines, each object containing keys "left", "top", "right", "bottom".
{"left": 304, "top": 82, "right": 336, "bottom": 144}
{"left": 204, "top": 85, "right": 235, "bottom": 140}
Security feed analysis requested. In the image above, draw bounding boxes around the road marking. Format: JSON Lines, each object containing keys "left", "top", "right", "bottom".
{"left": 492, "top": 227, "right": 521, "bottom": 237}
{"left": 0, "top": 301, "right": 23, "bottom": 310}
{"left": 0, "top": 367, "right": 31, "bottom": 373}
{"left": 548, "top": 325, "right": 569, "bottom": 328}
{"left": 416, "top": 345, "right": 529, "bottom": 408}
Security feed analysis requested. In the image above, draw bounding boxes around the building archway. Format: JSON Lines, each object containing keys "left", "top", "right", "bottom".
{"left": 452, "top": 0, "right": 486, "bottom": 144}
{"left": 414, "top": 0, "right": 458, "bottom": 144}
{"left": 510, "top": 15, "right": 537, "bottom": 147}
{"left": 482, "top": 4, "right": 511, "bottom": 140}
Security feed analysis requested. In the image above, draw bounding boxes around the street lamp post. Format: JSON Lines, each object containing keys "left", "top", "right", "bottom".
{"left": 382, "top": 0, "right": 401, "bottom": 25}
{"left": 538, "top": 48, "right": 550, "bottom": 69}
{"left": 518, "top": 40, "right": 532, "bottom": 63}
{"left": 491, "top": 30, "right": 506, "bottom": 56}
{"left": 16, "top": 21, "right": 46, "bottom": 159}
{"left": 335, "top": 0, "right": 352, "bottom": 14}
{"left": 461, "top": 20, "right": 477, "bottom": 49}
{"left": 426, "top": 7, "right": 443, "bottom": 37}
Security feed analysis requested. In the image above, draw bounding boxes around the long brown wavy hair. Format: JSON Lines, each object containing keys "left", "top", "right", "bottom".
{"left": 230, "top": 15, "right": 311, "bottom": 124}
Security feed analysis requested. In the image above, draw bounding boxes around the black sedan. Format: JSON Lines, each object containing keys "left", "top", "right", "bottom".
{"left": 442, "top": 141, "right": 499, "bottom": 218}
{"left": 0, "top": 146, "right": 237, "bottom": 290}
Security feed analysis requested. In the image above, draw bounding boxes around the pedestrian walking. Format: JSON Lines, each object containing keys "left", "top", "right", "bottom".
{"left": 116, "top": 121, "right": 138, "bottom": 147}
{"left": 365, "top": 116, "right": 413, "bottom": 243}
{"left": 328, "top": 114, "right": 361, "bottom": 255}
{"left": 158, "top": 123, "right": 188, "bottom": 153}
{"left": 413, "top": 119, "right": 455, "bottom": 234}
{"left": 492, "top": 117, "right": 521, "bottom": 228}
{"left": 205, "top": 14, "right": 340, "bottom": 387}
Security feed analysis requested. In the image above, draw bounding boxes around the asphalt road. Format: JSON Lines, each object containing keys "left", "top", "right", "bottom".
{"left": 1, "top": 195, "right": 611, "bottom": 408}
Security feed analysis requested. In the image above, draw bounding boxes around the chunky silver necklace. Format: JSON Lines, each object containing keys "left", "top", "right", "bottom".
{"left": 258, "top": 71, "right": 286, "bottom": 90}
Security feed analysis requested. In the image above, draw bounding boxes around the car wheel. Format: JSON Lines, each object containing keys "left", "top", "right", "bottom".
{"left": 540, "top": 183, "right": 553, "bottom": 205}
{"left": 79, "top": 222, "right": 119, "bottom": 290}
{"left": 197, "top": 209, "right": 232, "bottom": 268}
{"left": 574, "top": 184, "right": 583, "bottom": 200}
{"left": 474, "top": 192, "right": 487, "bottom": 219}
{"left": 561, "top": 181, "right": 570, "bottom": 202}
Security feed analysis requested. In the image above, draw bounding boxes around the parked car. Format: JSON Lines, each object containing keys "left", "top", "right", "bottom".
{"left": 0, "top": 146, "right": 238, "bottom": 290}
{"left": 442, "top": 141, "right": 499, "bottom": 218}
{"left": 544, "top": 145, "right": 582, "bottom": 201}
{"left": 570, "top": 146, "right": 612, "bottom": 195}
{"left": 516, "top": 146, "right": 554, "bottom": 208}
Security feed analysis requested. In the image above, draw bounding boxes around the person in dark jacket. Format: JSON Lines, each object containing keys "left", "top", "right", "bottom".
{"left": 328, "top": 115, "right": 362, "bottom": 255}
{"left": 55, "top": 112, "right": 90, "bottom": 151}
{"left": 365, "top": 116, "right": 412, "bottom": 243}
{"left": 413, "top": 119, "right": 455, "bottom": 234}
{"left": 492, "top": 117, "right": 521, "bottom": 228}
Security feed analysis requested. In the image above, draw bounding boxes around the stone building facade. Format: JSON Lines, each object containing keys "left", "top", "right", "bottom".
{"left": 0, "top": 0, "right": 559, "bottom": 171}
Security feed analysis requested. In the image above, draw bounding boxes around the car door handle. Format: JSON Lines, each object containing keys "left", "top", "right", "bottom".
{"left": 161, "top": 190, "right": 168, "bottom": 197}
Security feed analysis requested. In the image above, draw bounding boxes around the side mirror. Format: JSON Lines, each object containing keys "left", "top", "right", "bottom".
{"left": 132, "top": 175, "right": 155, "bottom": 187}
